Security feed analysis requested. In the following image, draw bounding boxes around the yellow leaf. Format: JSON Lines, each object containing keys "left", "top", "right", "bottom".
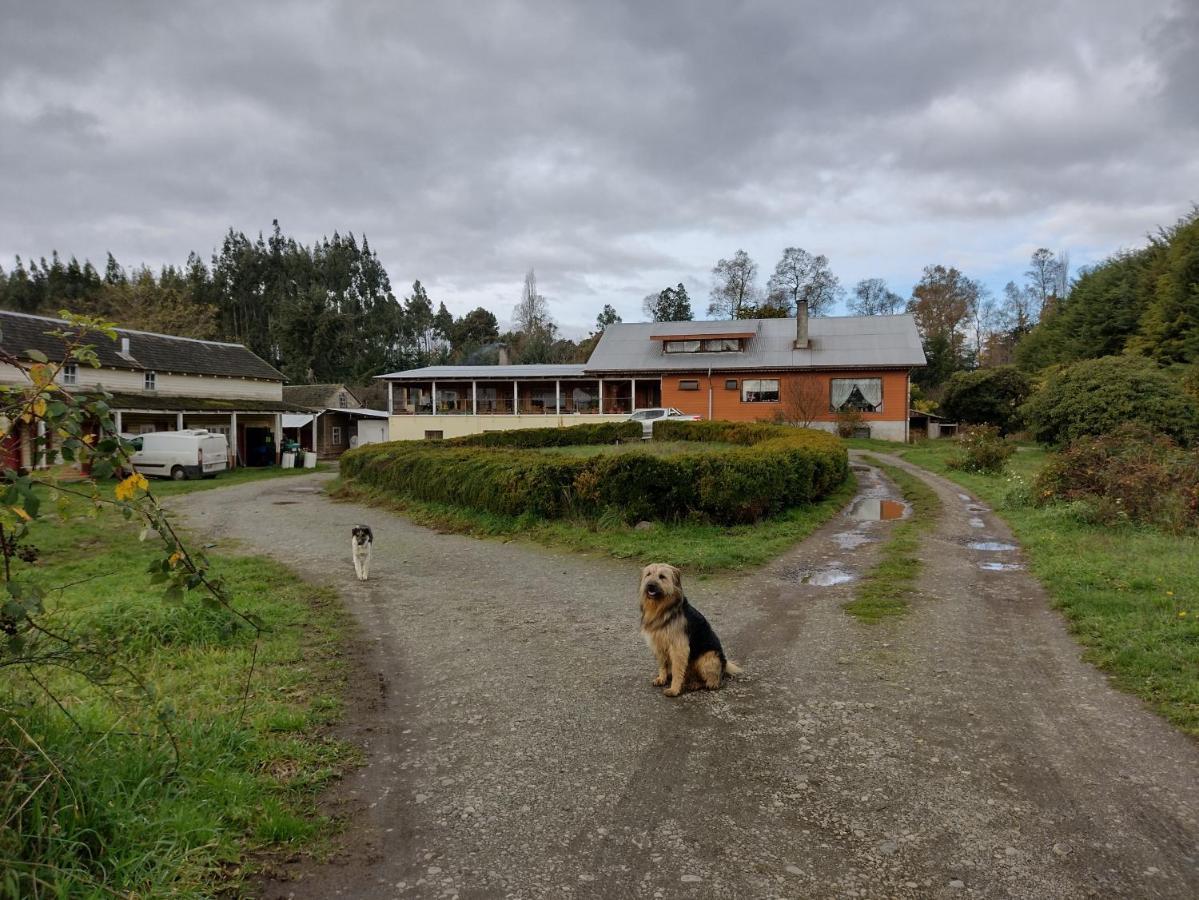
{"left": 169, "top": 551, "right": 183, "bottom": 567}
{"left": 114, "top": 473, "right": 148, "bottom": 501}
{"left": 10, "top": 506, "right": 31, "bottom": 521}
{"left": 32, "top": 398, "right": 46, "bottom": 418}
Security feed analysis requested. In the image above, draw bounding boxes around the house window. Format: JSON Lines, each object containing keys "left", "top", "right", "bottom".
{"left": 331, "top": 426, "right": 342, "bottom": 445}
{"left": 724, "top": 379, "right": 738, "bottom": 390}
{"left": 742, "top": 379, "right": 780, "bottom": 402}
{"left": 62, "top": 363, "right": 77, "bottom": 386}
{"left": 338, "top": 393, "right": 349, "bottom": 408}
{"left": 663, "top": 338, "right": 744, "bottom": 353}
{"left": 144, "top": 371, "right": 157, "bottom": 391}
{"left": 830, "top": 378, "right": 883, "bottom": 413}
{"left": 424, "top": 430, "right": 443, "bottom": 440}
{"left": 678, "top": 379, "right": 700, "bottom": 391}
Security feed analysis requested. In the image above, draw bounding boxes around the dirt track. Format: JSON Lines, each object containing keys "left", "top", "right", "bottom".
{"left": 175, "top": 457, "right": 1199, "bottom": 899}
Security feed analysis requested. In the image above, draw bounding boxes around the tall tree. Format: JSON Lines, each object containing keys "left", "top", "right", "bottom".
{"left": 643, "top": 283, "right": 693, "bottom": 321}
{"left": 595, "top": 304, "right": 621, "bottom": 331}
{"left": 708, "top": 250, "right": 759, "bottom": 319}
{"left": 907, "top": 264, "right": 979, "bottom": 389}
{"left": 766, "top": 247, "right": 842, "bottom": 317}
{"left": 849, "top": 278, "right": 904, "bottom": 316}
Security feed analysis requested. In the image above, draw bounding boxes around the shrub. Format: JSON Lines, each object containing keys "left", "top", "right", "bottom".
{"left": 1020, "top": 355, "right": 1199, "bottom": 447}
{"left": 939, "top": 366, "right": 1032, "bottom": 435}
{"left": 835, "top": 408, "right": 864, "bottom": 437}
{"left": 945, "top": 424, "right": 1015, "bottom": 474}
{"left": 453, "top": 421, "right": 641, "bottom": 448}
{"left": 341, "top": 420, "right": 848, "bottom": 525}
{"left": 1033, "top": 424, "right": 1199, "bottom": 532}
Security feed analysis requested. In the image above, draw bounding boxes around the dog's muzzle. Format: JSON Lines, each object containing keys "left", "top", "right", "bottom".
{"left": 644, "top": 583, "right": 661, "bottom": 597}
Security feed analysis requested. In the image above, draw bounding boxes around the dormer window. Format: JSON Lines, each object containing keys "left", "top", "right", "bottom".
{"left": 338, "top": 392, "right": 349, "bottom": 408}
{"left": 61, "top": 362, "right": 77, "bottom": 386}
{"left": 653, "top": 331, "right": 752, "bottom": 354}
{"left": 144, "top": 370, "right": 157, "bottom": 391}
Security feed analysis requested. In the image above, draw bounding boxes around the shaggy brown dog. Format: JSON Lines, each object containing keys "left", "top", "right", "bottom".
{"left": 639, "top": 563, "right": 742, "bottom": 697}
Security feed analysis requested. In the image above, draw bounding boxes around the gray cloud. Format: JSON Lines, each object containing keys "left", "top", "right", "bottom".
{"left": 1, "top": 0, "right": 1195, "bottom": 328}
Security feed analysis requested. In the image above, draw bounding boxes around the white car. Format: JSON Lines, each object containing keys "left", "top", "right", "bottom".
{"left": 123, "top": 429, "right": 229, "bottom": 480}
{"left": 628, "top": 407, "right": 703, "bottom": 436}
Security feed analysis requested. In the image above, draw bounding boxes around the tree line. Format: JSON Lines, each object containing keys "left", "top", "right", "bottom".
{"left": 0, "top": 223, "right": 622, "bottom": 384}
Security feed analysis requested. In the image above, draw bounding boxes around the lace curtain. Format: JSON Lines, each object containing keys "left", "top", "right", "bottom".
{"left": 831, "top": 378, "right": 882, "bottom": 411}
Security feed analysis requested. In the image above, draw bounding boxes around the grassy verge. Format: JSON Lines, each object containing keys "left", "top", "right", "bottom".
{"left": 333, "top": 472, "right": 858, "bottom": 574}
{"left": 1, "top": 504, "right": 354, "bottom": 896}
{"left": 892, "top": 441, "right": 1199, "bottom": 737}
{"left": 842, "top": 455, "right": 942, "bottom": 622}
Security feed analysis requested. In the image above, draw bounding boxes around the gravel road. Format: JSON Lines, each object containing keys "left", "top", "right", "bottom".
{"left": 174, "top": 458, "right": 1199, "bottom": 899}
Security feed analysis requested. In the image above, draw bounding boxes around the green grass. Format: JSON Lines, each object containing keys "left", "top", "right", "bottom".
{"left": 333, "top": 472, "right": 858, "bottom": 574}
{"left": 842, "top": 456, "right": 942, "bottom": 622}
{"left": 147, "top": 462, "right": 331, "bottom": 497}
{"left": 883, "top": 440, "right": 1199, "bottom": 737}
{"left": 1, "top": 502, "right": 354, "bottom": 897}
{"left": 535, "top": 440, "right": 738, "bottom": 458}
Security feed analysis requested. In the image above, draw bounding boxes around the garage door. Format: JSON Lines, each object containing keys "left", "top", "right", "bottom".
{"left": 357, "top": 420, "right": 388, "bottom": 446}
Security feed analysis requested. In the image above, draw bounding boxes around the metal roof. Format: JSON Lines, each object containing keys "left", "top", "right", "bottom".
{"left": 586, "top": 315, "right": 926, "bottom": 373}
{"left": 0, "top": 310, "right": 284, "bottom": 381}
{"left": 379, "top": 364, "right": 587, "bottom": 381}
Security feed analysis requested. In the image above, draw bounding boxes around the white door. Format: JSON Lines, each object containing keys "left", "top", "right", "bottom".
{"left": 357, "top": 420, "right": 388, "bottom": 446}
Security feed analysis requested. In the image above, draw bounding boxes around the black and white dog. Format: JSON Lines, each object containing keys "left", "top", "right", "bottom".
{"left": 351, "top": 525, "right": 374, "bottom": 581}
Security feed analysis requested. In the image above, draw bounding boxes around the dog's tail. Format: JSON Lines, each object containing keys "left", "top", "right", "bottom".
{"left": 724, "top": 659, "right": 744, "bottom": 676}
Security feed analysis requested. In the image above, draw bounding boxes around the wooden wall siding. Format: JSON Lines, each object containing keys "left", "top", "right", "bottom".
{"left": 660, "top": 369, "right": 909, "bottom": 423}
{"left": 0, "top": 362, "right": 281, "bottom": 402}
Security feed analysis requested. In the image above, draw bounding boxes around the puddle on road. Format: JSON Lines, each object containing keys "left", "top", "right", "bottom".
{"left": 834, "top": 531, "right": 874, "bottom": 550}
{"left": 968, "top": 541, "right": 1018, "bottom": 552}
{"left": 849, "top": 498, "right": 908, "bottom": 521}
{"left": 979, "top": 561, "right": 1024, "bottom": 571}
{"left": 958, "top": 493, "right": 971, "bottom": 501}
{"left": 272, "top": 500, "right": 299, "bottom": 505}
{"left": 805, "top": 568, "right": 856, "bottom": 586}
{"left": 968, "top": 517, "right": 986, "bottom": 529}
{"left": 968, "top": 505, "right": 989, "bottom": 513}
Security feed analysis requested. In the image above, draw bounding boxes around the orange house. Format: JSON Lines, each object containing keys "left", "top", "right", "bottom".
{"left": 380, "top": 307, "right": 926, "bottom": 442}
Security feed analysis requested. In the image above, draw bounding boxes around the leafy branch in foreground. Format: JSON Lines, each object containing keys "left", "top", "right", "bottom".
{"left": 0, "top": 312, "right": 263, "bottom": 756}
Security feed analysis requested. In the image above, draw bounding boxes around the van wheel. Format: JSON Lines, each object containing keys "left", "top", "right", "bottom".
{"left": 170, "top": 466, "right": 186, "bottom": 481}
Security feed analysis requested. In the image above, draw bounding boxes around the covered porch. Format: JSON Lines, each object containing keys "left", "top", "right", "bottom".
{"left": 388, "top": 376, "right": 661, "bottom": 418}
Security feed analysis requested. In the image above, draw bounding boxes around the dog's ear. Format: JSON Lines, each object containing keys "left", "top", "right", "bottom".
{"left": 669, "top": 565, "right": 682, "bottom": 592}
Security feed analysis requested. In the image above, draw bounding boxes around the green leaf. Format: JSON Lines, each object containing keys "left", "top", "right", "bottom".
{"left": 25, "top": 349, "right": 48, "bottom": 363}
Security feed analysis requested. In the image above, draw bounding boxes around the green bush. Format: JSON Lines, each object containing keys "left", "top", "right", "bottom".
{"left": 940, "top": 366, "right": 1032, "bottom": 434}
{"left": 1021, "top": 355, "right": 1199, "bottom": 447}
{"left": 945, "top": 424, "right": 1015, "bottom": 474}
{"left": 453, "top": 420, "right": 642, "bottom": 448}
{"left": 341, "top": 421, "right": 847, "bottom": 525}
{"left": 1033, "top": 424, "right": 1199, "bottom": 532}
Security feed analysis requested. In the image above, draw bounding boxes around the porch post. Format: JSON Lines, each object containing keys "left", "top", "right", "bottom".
{"left": 472, "top": 381, "right": 478, "bottom": 416}
{"left": 114, "top": 410, "right": 123, "bottom": 436}
{"left": 431, "top": 380, "right": 438, "bottom": 416}
{"left": 272, "top": 414, "right": 282, "bottom": 464}
{"left": 230, "top": 412, "right": 238, "bottom": 468}
{"left": 513, "top": 380, "right": 519, "bottom": 415}
{"left": 631, "top": 378, "right": 636, "bottom": 413}
{"left": 176, "top": 412, "right": 184, "bottom": 431}
{"left": 598, "top": 379, "right": 604, "bottom": 415}
{"left": 387, "top": 381, "right": 393, "bottom": 415}
{"left": 36, "top": 420, "right": 46, "bottom": 469}
{"left": 555, "top": 380, "right": 561, "bottom": 415}
{"left": 312, "top": 412, "right": 319, "bottom": 458}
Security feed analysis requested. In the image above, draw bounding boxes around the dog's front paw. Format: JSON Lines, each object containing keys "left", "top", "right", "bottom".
{"left": 652, "top": 674, "right": 668, "bottom": 687}
{"left": 663, "top": 685, "right": 683, "bottom": 697}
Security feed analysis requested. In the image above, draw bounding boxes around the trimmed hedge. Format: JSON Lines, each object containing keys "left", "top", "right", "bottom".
{"left": 340, "top": 420, "right": 847, "bottom": 525}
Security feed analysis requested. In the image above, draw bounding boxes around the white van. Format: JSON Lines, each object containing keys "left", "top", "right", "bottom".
{"left": 125, "top": 430, "right": 229, "bottom": 480}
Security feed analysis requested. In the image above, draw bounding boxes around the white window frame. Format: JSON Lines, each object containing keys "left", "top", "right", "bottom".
{"left": 144, "top": 370, "right": 157, "bottom": 391}
{"left": 741, "top": 379, "right": 780, "bottom": 403}
{"left": 61, "top": 362, "right": 78, "bottom": 386}
{"left": 331, "top": 425, "right": 342, "bottom": 445}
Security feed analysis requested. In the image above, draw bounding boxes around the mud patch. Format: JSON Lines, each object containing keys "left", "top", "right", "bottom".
{"left": 849, "top": 498, "right": 907, "bottom": 521}
{"left": 833, "top": 531, "right": 874, "bottom": 550}
{"left": 967, "top": 541, "right": 1018, "bottom": 552}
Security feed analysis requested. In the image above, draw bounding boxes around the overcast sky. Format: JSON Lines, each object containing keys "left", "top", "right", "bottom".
{"left": 2, "top": 1, "right": 1196, "bottom": 333}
